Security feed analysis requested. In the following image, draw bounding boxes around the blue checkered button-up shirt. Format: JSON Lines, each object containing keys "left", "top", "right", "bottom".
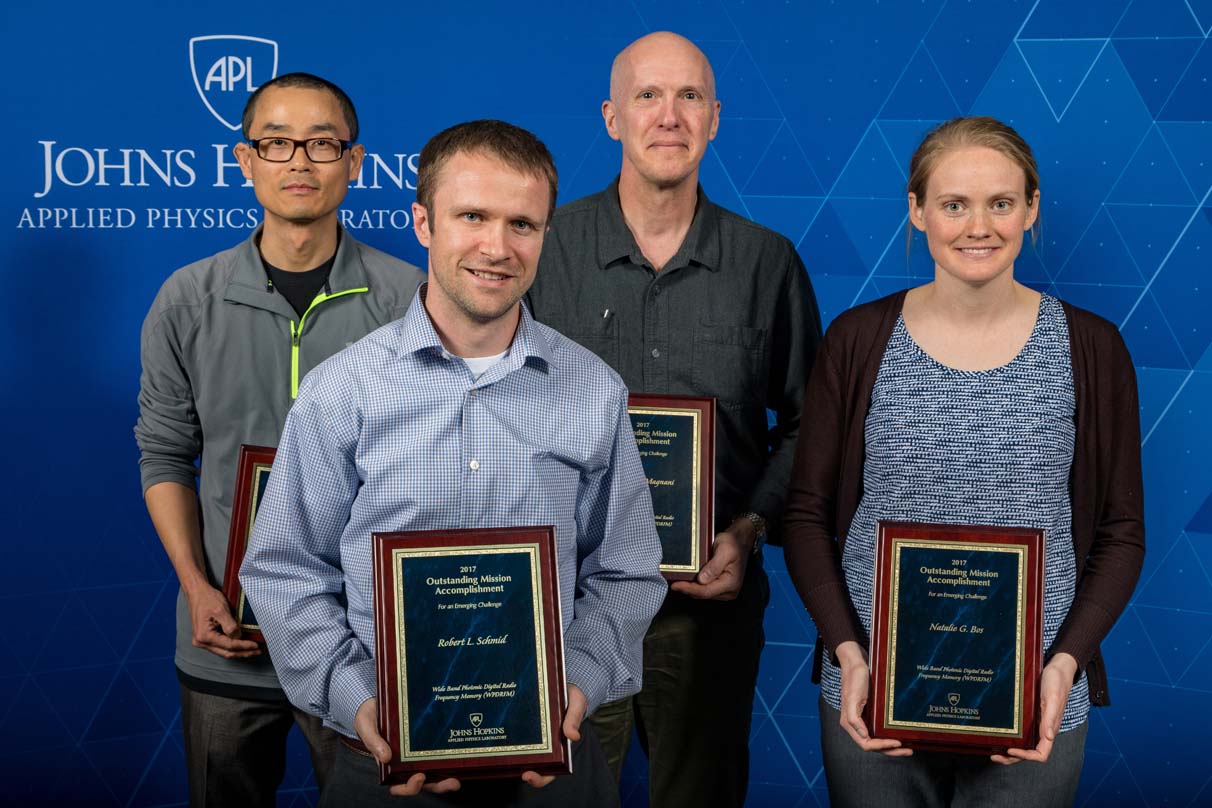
{"left": 240, "top": 287, "right": 667, "bottom": 738}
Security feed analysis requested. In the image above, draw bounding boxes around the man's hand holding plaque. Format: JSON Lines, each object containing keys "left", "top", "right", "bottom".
{"left": 352, "top": 684, "right": 587, "bottom": 795}
{"left": 670, "top": 516, "right": 756, "bottom": 602}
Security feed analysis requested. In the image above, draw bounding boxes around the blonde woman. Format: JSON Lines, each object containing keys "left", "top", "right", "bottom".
{"left": 784, "top": 117, "right": 1144, "bottom": 807}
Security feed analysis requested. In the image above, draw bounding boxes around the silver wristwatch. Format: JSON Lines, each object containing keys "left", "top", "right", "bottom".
{"left": 736, "top": 511, "right": 768, "bottom": 555}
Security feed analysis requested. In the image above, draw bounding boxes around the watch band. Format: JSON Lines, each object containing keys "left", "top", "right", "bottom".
{"left": 736, "top": 511, "right": 767, "bottom": 555}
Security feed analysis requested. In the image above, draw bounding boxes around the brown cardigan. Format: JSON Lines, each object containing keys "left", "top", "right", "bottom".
{"left": 783, "top": 290, "right": 1145, "bottom": 706}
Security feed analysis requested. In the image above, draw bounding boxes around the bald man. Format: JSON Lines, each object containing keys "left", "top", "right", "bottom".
{"left": 525, "top": 31, "right": 822, "bottom": 807}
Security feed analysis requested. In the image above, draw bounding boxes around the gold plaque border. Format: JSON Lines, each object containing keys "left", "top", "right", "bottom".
{"left": 884, "top": 539, "right": 1027, "bottom": 737}
{"left": 391, "top": 544, "right": 554, "bottom": 761}
{"left": 630, "top": 406, "right": 702, "bottom": 573}
{"left": 236, "top": 462, "right": 272, "bottom": 631}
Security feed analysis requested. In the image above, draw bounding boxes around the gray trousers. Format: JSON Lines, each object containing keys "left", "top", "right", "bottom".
{"left": 319, "top": 722, "right": 619, "bottom": 807}
{"left": 588, "top": 563, "right": 768, "bottom": 808}
{"left": 180, "top": 683, "right": 339, "bottom": 808}
{"left": 819, "top": 699, "right": 1087, "bottom": 808}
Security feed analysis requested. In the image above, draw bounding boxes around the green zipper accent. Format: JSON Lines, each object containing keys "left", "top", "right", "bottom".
{"left": 290, "top": 287, "right": 370, "bottom": 399}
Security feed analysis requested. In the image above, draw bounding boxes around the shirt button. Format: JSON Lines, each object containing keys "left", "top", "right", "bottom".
{"left": 469, "top": 459, "right": 480, "bottom": 471}
{"left": 653, "top": 285, "right": 661, "bottom": 295}
{"left": 651, "top": 348, "right": 660, "bottom": 358}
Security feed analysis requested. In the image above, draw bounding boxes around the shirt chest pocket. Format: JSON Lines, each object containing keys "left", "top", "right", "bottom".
{"left": 692, "top": 324, "right": 769, "bottom": 407}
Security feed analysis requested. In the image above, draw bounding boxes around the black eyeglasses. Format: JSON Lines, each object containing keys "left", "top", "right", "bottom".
{"left": 247, "top": 137, "right": 354, "bottom": 163}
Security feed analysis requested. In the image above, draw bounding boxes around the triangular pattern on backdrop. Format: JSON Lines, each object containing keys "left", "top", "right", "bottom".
{"left": 1188, "top": 490, "right": 1212, "bottom": 535}
{"left": 1147, "top": 211, "right": 1212, "bottom": 363}
{"left": 924, "top": 3, "right": 1030, "bottom": 111}
{"left": 831, "top": 125, "right": 908, "bottom": 199}
{"left": 1190, "top": 0, "right": 1212, "bottom": 35}
{"left": 1112, "top": 37, "right": 1203, "bottom": 119}
{"left": 1135, "top": 367, "right": 1191, "bottom": 436}
{"left": 32, "top": 594, "right": 120, "bottom": 672}
{"left": 798, "top": 203, "right": 872, "bottom": 286}
{"left": 1133, "top": 595, "right": 1212, "bottom": 682}
{"left": 874, "top": 120, "right": 942, "bottom": 175}
{"left": 1017, "top": 38, "right": 1109, "bottom": 120}
{"left": 829, "top": 197, "right": 909, "bottom": 271}
{"left": 741, "top": 195, "right": 825, "bottom": 247}
{"left": 699, "top": 148, "right": 750, "bottom": 216}
{"left": 1113, "top": 0, "right": 1206, "bottom": 37}
{"left": 35, "top": 665, "right": 121, "bottom": 742}
{"left": 878, "top": 44, "right": 963, "bottom": 121}
{"left": 1104, "top": 202, "right": 1194, "bottom": 279}
{"left": 538, "top": 118, "right": 609, "bottom": 199}
{"left": 747, "top": 714, "right": 812, "bottom": 788}
{"left": 1199, "top": 327, "right": 1212, "bottom": 372}
{"left": 755, "top": 643, "right": 812, "bottom": 714}
{"left": 813, "top": 274, "right": 876, "bottom": 329}
{"left": 1158, "top": 38, "right": 1212, "bottom": 121}
{"left": 123, "top": 657, "right": 184, "bottom": 731}
{"left": 1051, "top": 284, "right": 1139, "bottom": 326}
{"left": 714, "top": 43, "right": 787, "bottom": 119}
{"left": 1118, "top": 289, "right": 1191, "bottom": 369}
{"left": 713, "top": 117, "right": 789, "bottom": 195}
{"left": 1175, "top": 627, "right": 1212, "bottom": 690}
{"left": 1107, "top": 124, "right": 1198, "bottom": 205}
{"left": 1019, "top": 0, "right": 1133, "bottom": 37}
{"left": 1098, "top": 606, "right": 1173, "bottom": 686}
{"left": 81, "top": 733, "right": 165, "bottom": 806}
{"left": 84, "top": 669, "right": 164, "bottom": 743}
{"left": 742, "top": 121, "right": 826, "bottom": 196}
{"left": 1156, "top": 121, "right": 1212, "bottom": 198}
{"left": 1055, "top": 207, "right": 1147, "bottom": 284}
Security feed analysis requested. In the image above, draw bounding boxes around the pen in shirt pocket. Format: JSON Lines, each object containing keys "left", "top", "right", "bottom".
{"left": 602, "top": 308, "right": 612, "bottom": 321}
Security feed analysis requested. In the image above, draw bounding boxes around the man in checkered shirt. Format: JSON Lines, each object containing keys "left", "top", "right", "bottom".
{"left": 241, "top": 120, "right": 666, "bottom": 806}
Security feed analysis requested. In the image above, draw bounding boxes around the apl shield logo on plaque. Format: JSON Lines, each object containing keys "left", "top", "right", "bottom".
{"left": 470, "top": 713, "right": 483, "bottom": 728}
{"left": 189, "top": 35, "right": 279, "bottom": 131}
{"left": 948, "top": 693, "right": 961, "bottom": 707}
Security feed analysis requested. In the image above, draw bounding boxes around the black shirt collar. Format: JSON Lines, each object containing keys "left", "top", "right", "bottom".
{"left": 595, "top": 176, "right": 721, "bottom": 273}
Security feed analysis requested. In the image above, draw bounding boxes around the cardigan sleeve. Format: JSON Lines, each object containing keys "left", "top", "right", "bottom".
{"left": 783, "top": 333, "right": 867, "bottom": 654}
{"left": 1050, "top": 317, "right": 1146, "bottom": 672}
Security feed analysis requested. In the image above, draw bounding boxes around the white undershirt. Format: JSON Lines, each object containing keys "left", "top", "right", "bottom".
{"left": 461, "top": 350, "right": 508, "bottom": 380}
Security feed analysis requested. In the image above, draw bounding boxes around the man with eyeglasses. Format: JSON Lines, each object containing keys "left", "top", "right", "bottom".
{"left": 135, "top": 72, "right": 424, "bottom": 807}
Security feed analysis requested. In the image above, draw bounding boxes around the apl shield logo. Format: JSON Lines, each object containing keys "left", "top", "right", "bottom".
{"left": 948, "top": 693, "right": 961, "bottom": 707}
{"left": 189, "top": 35, "right": 279, "bottom": 131}
{"left": 470, "top": 713, "right": 483, "bottom": 728}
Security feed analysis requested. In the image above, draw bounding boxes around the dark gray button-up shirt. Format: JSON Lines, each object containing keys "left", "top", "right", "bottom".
{"left": 526, "top": 179, "right": 821, "bottom": 543}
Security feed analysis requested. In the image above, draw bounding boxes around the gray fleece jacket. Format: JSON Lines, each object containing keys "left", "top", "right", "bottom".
{"left": 136, "top": 226, "right": 424, "bottom": 692}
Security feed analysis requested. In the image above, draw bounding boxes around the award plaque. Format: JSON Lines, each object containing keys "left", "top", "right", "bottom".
{"left": 868, "top": 521, "right": 1043, "bottom": 754}
{"left": 627, "top": 394, "right": 715, "bottom": 581}
{"left": 220, "top": 444, "right": 276, "bottom": 644}
{"left": 372, "top": 526, "right": 571, "bottom": 783}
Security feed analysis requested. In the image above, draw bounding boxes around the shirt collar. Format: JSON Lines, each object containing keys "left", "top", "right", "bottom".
{"left": 595, "top": 176, "right": 721, "bottom": 273}
{"left": 397, "top": 284, "right": 554, "bottom": 371}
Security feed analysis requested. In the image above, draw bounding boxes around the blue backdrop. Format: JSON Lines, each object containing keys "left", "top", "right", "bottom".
{"left": 3, "top": 1, "right": 1210, "bottom": 805}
